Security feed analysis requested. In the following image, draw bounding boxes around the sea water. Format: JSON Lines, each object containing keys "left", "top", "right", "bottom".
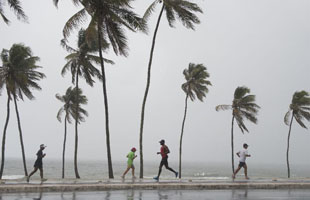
{"left": 1, "top": 158, "right": 309, "bottom": 180}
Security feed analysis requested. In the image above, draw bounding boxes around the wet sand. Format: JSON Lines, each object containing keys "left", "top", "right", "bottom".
{"left": 2, "top": 189, "right": 310, "bottom": 200}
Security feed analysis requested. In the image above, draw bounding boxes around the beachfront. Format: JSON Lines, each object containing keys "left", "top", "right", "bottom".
{"left": 2, "top": 178, "right": 310, "bottom": 193}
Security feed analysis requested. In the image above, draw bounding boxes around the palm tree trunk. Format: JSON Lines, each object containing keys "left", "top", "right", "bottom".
{"left": 231, "top": 115, "right": 235, "bottom": 174}
{"left": 179, "top": 94, "right": 189, "bottom": 179}
{"left": 13, "top": 95, "right": 28, "bottom": 176}
{"left": 139, "top": 3, "right": 165, "bottom": 179}
{"left": 97, "top": 21, "right": 114, "bottom": 179}
{"left": 74, "top": 72, "right": 80, "bottom": 179}
{"left": 0, "top": 92, "right": 11, "bottom": 179}
{"left": 62, "top": 115, "right": 68, "bottom": 179}
{"left": 286, "top": 114, "right": 294, "bottom": 178}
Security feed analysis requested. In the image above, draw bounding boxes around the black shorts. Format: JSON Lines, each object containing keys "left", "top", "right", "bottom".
{"left": 159, "top": 157, "right": 168, "bottom": 168}
{"left": 239, "top": 162, "right": 246, "bottom": 168}
{"left": 34, "top": 160, "right": 43, "bottom": 169}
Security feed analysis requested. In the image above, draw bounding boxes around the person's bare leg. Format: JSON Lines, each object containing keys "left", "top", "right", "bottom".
{"left": 122, "top": 167, "right": 130, "bottom": 178}
{"left": 232, "top": 166, "right": 241, "bottom": 179}
{"left": 244, "top": 164, "right": 249, "bottom": 179}
{"left": 132, "top": 167, "right": 136, "bottom": 178}
{"left": 39, "top": 168, "right": 44, "bottom": 179}
{"left": 27, "top": 168, "right": 38, "bottom": 182}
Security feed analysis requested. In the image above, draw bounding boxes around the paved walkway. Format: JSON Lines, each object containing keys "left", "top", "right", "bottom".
{"left": 1, "top": 178, "right": 310, "bottom": 193}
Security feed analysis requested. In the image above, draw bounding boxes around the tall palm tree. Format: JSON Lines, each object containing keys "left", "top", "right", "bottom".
{"left": 179, "top": 63, "right": 211, "bottom": 178}
{"left": 56, "top": 86, "right": 88, "bottom": 179}
{"left": 284, "top": 90, "right": 310, "bottom": 178}
{"left": 60, "top": 0, "right": 146, "bottom": 179}
{"left": 0, "top": 0, "right": 28, "bottom": 25}
{"left": 139, "top": 0, "right": 203, "bottom": 178}
{"left": 215, "top": 86, "right": 260, "bottom": 173}
{"left": 0, "top": 44, "right": 45, "bottom": 178}
{"left": 61, "top": 29, "right": 113, "bottom": 178}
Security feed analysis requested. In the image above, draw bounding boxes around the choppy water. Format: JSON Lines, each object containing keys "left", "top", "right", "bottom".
{"left": 3, "top": 190, "right": 310, "bottom": 200}
{"left": 1, "top": 158, "right": 309, "bottom": 180}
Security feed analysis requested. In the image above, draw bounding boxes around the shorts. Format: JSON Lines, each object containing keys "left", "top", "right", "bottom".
{"left": 239, "top": 162, "right": 246, "bottom": 168}
{"left": 34, "top": 160, "right": 43, "bottom": 169}
{"left": 159, "top": 157, "right": 168, "bottom": 168}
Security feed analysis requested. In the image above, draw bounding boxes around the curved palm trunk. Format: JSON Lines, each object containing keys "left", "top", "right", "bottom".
{"left": 286, "top": 114, "right": 294, "bottom": 178}
{"left": 0, "top": 92, "right": 11, "bottom": 179}
{"left": 231, "top": 115, "right": 235, "bottom": 174}
{"left": 74, "top": 72, "right": 80, "bottom": 179}
{"left": 97, "top": 21, "right": 114, "bottom": 179}
{"left": 62, "top": 115, "right": 68, "bottom": 179}
{"left": 179, "top": 94, "right": 189, "bottom": 179}
{"left": 139, "top": 3, "right": 165, "bottom": 179}
{"left": 13, "top": 95, "right": 28, "bottom": 176}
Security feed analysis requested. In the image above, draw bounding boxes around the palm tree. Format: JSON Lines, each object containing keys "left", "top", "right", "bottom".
{"left": 0, "top": 44, "right": 45, "bottom": 178}
{"left": 215, "top": 86, "right": 260, "bottom": 173}
{"left": 284, "top": 90, "right": 310, "bottom": 178}
{"left": 179, "top": 63, "right": 211, "bottom": 178}
{"left": 56, "top": 86, "right": 89, "bottom": 179}
{"left": 0, "top": 0, "right": 28, "bottom": 25}
{"left": 61, "top": 29, "right": 113, "bottom": 178}
{"left": 139, "top": 0, "right": 203, "bottom": 178}
{"left": 59, "top": 0, "right": 146, "bottom": 179}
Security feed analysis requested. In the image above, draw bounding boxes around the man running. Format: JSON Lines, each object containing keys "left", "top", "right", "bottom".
{"left": 232, "top": 143, "right": 251, "bottom": 180}
{"left": 27, "top": 144, "right": 47, "bottom": 182}
{"left": 154, "top": 139, "right": 178, "bottom": 181}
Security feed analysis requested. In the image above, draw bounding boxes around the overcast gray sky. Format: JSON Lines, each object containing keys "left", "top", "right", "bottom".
{"left": 0, "top": 0, "right": 310, "bottom": 168}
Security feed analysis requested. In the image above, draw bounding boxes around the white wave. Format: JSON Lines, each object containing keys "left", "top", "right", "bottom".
{"left": 2, "top": 175, "right": 25, "bottom": 180}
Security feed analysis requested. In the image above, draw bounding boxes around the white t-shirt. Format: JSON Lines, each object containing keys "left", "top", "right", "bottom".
{"left": 238, "top": 149, "right": 249, "bottom": 162}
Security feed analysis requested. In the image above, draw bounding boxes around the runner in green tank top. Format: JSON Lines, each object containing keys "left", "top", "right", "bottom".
{"left": 121, "top": 147, "right": 137, "bottom": 179}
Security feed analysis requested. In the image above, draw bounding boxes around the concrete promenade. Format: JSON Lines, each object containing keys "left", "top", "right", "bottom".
{"left": 1, "top": 178, "right": 310, "bottom": 193}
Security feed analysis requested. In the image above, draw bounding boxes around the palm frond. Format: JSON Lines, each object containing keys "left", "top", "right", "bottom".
{"left": 143, "top": 0, "right": 159, "bottom": 21}
{"left": 63, "top": 8, "right": 87, "bottom": 39}
{"left": 215, "top": 104, "right": 232, "bottom": 111}
{"left": 284, "top": 110, "right": 291, "bottom": 126}
{"left": 294, "top": 112, "right": 307, "bottom": 129}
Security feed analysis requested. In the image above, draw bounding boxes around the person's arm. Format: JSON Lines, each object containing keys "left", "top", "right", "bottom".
{"left": 157, "top": 147, "right": 163, "bottom": 155}
{"left": 236, "top": 152, "right": 240, "bottom": 157}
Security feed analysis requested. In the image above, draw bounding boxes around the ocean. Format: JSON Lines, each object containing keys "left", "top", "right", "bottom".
{"left": 1, "top": 158, "right": 309, "bottom": 180}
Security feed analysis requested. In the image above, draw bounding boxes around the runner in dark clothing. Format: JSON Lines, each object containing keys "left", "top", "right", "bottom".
{"left": 154, "top": 140, "right": 178, "bottom": 181}
{"left": 27, "top": 144, "right": 46, "bottom": 182}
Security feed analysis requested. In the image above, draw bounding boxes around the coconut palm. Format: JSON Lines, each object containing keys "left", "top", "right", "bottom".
{"left": 179, "top": 63, "right": 211, "bottom": 178}
{"left": 215, "top": 86, "right": 260, "bottom": 173}
{"left": 61, "top": 29, "right": 113, "bottom": 178}
{"left": 0, "top": 0, "right": 27, "bottom": 25}
{"left": 56, "top": 86, "right": 89, "bottom": 179}
{"left": 0, "top": 44, "right": 45, "bottom": 178}
{"left": 59, "top": 0, "right": 146, "bottom": 179}
{"left": 139, "top": 0, "right": 203, "bottom": 178}
{"left": 284, "top": 90, "right": 310, "bottom": 178}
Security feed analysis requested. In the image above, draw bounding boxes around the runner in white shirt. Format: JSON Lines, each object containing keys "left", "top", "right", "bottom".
{"left": 232, "top": 143, "right": 251, "bottom": 180}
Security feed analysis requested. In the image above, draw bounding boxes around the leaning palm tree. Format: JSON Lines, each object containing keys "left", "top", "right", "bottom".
{"left": 179, "top": 63, "right": 211, "bottom": 178}
{"left": 0, "top": 44, "right": 45, "bottom": 179}
{"left": 284, "top": 90, "right": 310, "bottom": 178}
{"left": 61, "top": 29, "right": 113, "bottom": 178}
{"left": 59, "top": 0, "right": 146, "bottom": 179}
{"left": 139, "top": 0, "right": 203, "bottom": 178}
{"left": 56, "top": 86, "right": 89, "bottom": 179}
{"left": 0, "top": 0, "right": 28, "bottom": 25}
{"left": 216, "top": 86, "right": 260, "bottom": 173}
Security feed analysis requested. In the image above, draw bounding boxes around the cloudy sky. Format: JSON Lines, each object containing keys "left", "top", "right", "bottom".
{"left": 0, "top": 0, "right": 310, "bottom": 170}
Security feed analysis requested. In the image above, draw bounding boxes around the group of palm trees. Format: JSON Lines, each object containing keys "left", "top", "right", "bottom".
{"left": 1, "top": 0, "right": 310, "bottom": 180}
